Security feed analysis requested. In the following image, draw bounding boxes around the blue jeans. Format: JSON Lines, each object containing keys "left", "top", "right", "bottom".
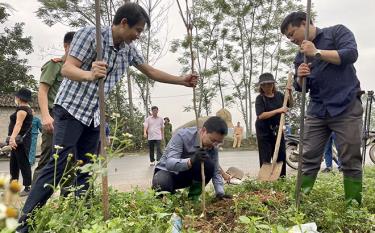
{"left": 324, "top": 133, "right": 341, "bottom": 168}
{"left": 17, "top": 105, "right": 100, "bottom": 232}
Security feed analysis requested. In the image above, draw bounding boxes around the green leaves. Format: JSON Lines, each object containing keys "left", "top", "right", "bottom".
{"left": 0, "top": 6, "right": 36, "bottom": 94}
{"left": 28, "top": 166, "right": 375, "bottom": 232}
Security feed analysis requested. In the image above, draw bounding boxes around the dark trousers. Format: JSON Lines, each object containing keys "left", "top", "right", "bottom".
{"left": 257, "top": 134, "right": 287, "bottom": 177}
{"left": 18, "top": 105, "right": 100, "bottom": 232}
{"left": 10, "top": 137, "right": 32, "bottom": 187}
{"left": 302, "top": 97, "right": 363, "bottom": 179}
{"left": 32, "top": 109, "right": 53, "bottom": 183}
{"left": 148, "top": 140, "right": 162, "bottom": 162}
{"left": 152, "top": 159, "right": 215, "bottom": 193}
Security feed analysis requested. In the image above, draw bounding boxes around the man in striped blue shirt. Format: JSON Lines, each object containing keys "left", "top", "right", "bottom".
{"left": 18, "top": 3, "right": 198, "bottom": 232}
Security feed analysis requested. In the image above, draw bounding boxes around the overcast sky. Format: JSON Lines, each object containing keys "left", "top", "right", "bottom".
{"left": 4, "top": 0, "right": 375, "bottom": 131}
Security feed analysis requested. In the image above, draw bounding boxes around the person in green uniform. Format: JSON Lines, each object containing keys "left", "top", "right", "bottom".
{"left": 33, "top": 31, "right": 75, "bottom": 182}
{"left": 163, "top": 117, "right": 172, "bottom": 145}
{"left": 28, "top": 109, "right": 42, "bottom": 166}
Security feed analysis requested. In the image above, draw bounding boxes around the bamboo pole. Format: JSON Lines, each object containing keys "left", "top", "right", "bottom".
{"left": 94, "top": 0, "right": 110, "bottom": 220}
{"left": 295, "top": 0, "right": 312, "bottom": 210}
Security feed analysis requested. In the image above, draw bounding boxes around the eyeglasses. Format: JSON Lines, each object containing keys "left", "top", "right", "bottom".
{"left": 206, "top": 135, "right": 223, "bottom": 147}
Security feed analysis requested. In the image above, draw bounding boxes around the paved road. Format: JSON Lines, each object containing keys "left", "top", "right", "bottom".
{"left": 0, "top": 150, "right": 373, "bottom": 192}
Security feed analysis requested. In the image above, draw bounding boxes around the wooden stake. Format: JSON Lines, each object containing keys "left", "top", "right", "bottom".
{"left": 176, "top": 0, "right": 205, "bottom": 218}
{"left": 295, "top": 0, "right": 312, "bottom": 210}
{"left": 94, "top": 0, "right": 109, "bottom": 220}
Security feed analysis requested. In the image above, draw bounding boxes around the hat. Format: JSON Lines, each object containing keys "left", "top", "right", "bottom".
{"left": 257, "top": 73, "right": 276, "bottom": 85}
{"left": 15, "top": 88, "right": 32, "bottom": 102}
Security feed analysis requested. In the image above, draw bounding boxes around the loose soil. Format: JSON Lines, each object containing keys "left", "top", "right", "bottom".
{"left": 183, "top": 189, "right": 287, "bottom": 232}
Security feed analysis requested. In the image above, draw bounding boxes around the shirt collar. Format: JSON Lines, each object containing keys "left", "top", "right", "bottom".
{"left": 106, "top": 26, "right": 127, "bottom": 51}
{"left": 313, "top": 27, "right": 323, "bottom": 42}
{"left": 194, "top": 128, "right": 200, "bottom": 148}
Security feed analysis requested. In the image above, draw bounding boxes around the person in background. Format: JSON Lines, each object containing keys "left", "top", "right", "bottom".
{"left": 28, "top": 109, "right": 42, "bottom": 166}
{"left": 232, "top": 122, "right": 244, "bottom": 148}
{"left": 163, "top": 117, "right": 172, "bottom": 145}
{"left": 255, "top": 73, "right": 293, "bottom": 178}
{"left": 8, "top": 88, "right": 33, "bottom": 196}
{"left": 144, "top": 106, "right": 164, "bottom": 166}
{"left": 284, "top": 122, "right": 292, "bottom": 136}
{"left": 33, "top": 31, "right": 75, "bottom": 182}
{"left": 322, "top": 132, "right": 341, "bottom": 172}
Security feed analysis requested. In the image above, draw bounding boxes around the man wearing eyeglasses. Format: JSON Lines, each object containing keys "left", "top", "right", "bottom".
{"left": 152, "top": 116, "right": 232, "bottom": 201}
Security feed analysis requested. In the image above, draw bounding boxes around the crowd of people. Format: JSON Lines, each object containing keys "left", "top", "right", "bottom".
{"left": 0, "top": 2, "right": 364, "bottom": 231}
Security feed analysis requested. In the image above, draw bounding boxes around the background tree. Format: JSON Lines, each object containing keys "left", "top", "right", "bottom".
{"left": 171, "top": 0, "right": 228, "bottom": 116}
{"left": 0, "top": 5, "right": 36, "bottom": 94}
{"left": 132, "top": 0, "right": 172, "bottom": 117}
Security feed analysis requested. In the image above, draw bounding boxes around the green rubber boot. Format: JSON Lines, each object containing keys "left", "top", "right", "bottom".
{"left": 300, "top": 175, "right": 317, "bottom": 195}
{"left": 344, "top": 176, "right": 362, "bottom": 206}
{"left": 188, "top": 181, "right": 202, "bottom": 202}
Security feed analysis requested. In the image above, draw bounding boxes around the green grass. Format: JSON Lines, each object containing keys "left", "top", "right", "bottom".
{"left": 27, "top": 166, "right": 375, "bottom": 233}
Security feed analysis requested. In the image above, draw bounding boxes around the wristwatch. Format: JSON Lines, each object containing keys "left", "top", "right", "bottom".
{"left": 314, "top": 49, "right": 322, "bottom": 59}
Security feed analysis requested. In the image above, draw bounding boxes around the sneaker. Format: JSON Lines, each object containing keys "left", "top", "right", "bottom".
{"left": 321, "top": 167, "right": 332, "bottom": 173}
{"left": 149, "top": 162, "right": 155, "bottom": 166}
{"left": 20, "top": 187, "right": 30, "bottom": 197}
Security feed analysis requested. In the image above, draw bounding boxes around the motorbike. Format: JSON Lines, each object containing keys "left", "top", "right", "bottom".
{"left": 0, "top": 142, "right": 11, "bottom": 159}
{"left": 366, "top": 131, "right": 375, "bottom": 164}
{"left": 285, "top": 134, "right": 338, "bottom": 170}
{"left": 286, "top": 131, "right": 375, "bottom": 169}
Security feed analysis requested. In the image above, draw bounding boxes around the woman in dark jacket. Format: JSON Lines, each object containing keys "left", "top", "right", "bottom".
{"left": 255, "top": 73, "right": 292, "bottom": 177}
{"left": 8, "top": 88, "right": 33, "bottom": 196}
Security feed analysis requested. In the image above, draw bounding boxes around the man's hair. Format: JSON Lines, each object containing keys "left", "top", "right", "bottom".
{"left": 280, "top": 11, "right": 313, "bottom": 34}
{"left": 151, "top": 106, "right": 158, "bottom": 110}
{"left": 63, "top": 31, "right": 75, "bottom": 44}
{"left": 113, "top": 3, "right": 150, "bottom": 28}
{"left": 203, "top": 116, "right": 228, "bottom": 135}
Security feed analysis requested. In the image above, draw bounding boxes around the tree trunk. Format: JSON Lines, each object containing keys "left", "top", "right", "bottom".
{"left": 127, "top": 70, "right": 134, "bottom": 132}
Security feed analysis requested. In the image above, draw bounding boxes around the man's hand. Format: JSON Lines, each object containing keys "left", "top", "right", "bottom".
{"left": 181, "top": 73, "right": 198, "bottom": 87}
{"left": 42, "top": 114, "right": 54, "bottom": 133}
{"left": 300, "top": 40, "right": 317, "bottom": 57}
{"left": 190, "top": 148, "right": 210, "bottom": 165}
{"left": 215, "top": 193, "right": 233, "bottom": 200}
{"left": 143, "top": 133, "right": 148, "bottom": 139}
{"left": 297, "top": 63, "right": 311, "bottom": 78}
{"left": 222, "top": 172, "right": 232, "bottom": 182}
{"left": 89, "top": 61, "right": 108, "bottom": 81}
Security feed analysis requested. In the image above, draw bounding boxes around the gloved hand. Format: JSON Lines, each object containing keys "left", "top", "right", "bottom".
{"left": 190, "top": 148, "right": 210, "bottom": 164}
{"left": 215, "top": 193, "right": 233, "bottom": 200}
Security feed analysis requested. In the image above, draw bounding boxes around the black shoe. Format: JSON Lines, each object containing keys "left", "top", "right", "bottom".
{"left": 321, "top": 167, "right": 332, "bottom": 173}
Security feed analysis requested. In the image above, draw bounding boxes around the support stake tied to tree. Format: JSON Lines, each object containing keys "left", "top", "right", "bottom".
{"left": 94, "top": 0, "right": 110, "bottom": 220}
{"left": 295, "top": 0, "right": 312, "bottom": 210}
{"left": 176, "top": 0, "right": 206, "bottom": 218}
